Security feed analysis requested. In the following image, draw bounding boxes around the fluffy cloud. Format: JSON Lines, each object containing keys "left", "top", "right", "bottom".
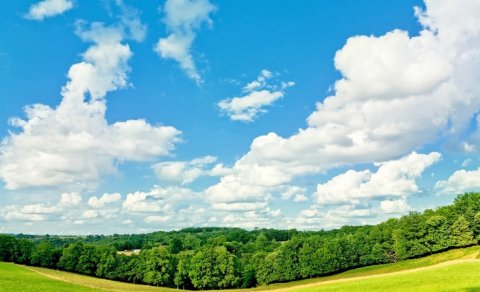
{"left": 294, "top": 204, "right": 375, "bottom": 230}
{"left": 0, "top": 17, "right": 180, "bottom": 190}
{"left": 206, "top": 0, "right": 480, "bottom": 211}
{"left": 380, "top": 198, "right": 410, "bottom": 214}
{"left": 0, "top": 191, "right": 82, "bottom": 223}
{"left": 314, "top": 152, "right": 440, "bottom": 205}
{"left": 155, "top": 0, "right": 216, "bottom": 83}
{"left": 1, "top": 206, "right": 49, "bottom": 222}
{"left": 152, "top": 155, "right": 217, "bottom": 184}
{"left": 26, "top": 0, "right": 74, "bottom": 20}
{"left": 122, "top": 186, "right": 198, "bottom": 213}
{"left": 82, "top": 209, "right": 99, "bottom": 219}
{"left": 435, "top": 168, "right": 480, "bottom": 195}
{"left": 281, "top": 186, "right": 307, "bottom": 202}
{"left": 218, "top": 70, "right": 295, "bottom": 122}
{"left": 58, "top": 192, "right": 82, "bottom": 207}
{"left": 88, "top": 193, "right": 121, "bottom": 209}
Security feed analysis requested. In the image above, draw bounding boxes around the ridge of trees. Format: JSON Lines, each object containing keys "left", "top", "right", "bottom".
{"left": 1, "top": 192, "right": 480, "bottom": 289}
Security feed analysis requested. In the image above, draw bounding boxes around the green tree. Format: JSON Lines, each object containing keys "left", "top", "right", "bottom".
{"left": 30, "top": 241, "right": 58, "bottom": 268}
{"left": 141, "top": 247, "right": 174, "bottom": 286}
{"left": 451, "top": 215, "right": 477, "bottom": 247}
{"left": 96, "top": 246, "right": 118, "bottom": 279}
{"left": 58, "top": 241, "right": 84, "bottom": 272}
{"left": 174, "top": 250, "right": 194, "bottom": 289}
{"left": 189, "top": 246, "right": 240, "bottom": 289}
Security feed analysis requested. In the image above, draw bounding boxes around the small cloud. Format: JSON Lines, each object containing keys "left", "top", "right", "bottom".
{"left": 88, "top": 193, "right": 121, "bottom": 209}
{"left": 26, "top": 0, "right": 74, "bottom": 21}
{"left": 293, "top": 194, "right": 308, "bottom": 202}
{"left": 218, "top": 70, "right": 295, "bottom": 122}
{"left": 461, "top": 158, "right": 473, "bottom": 167}
{"left": 154, "top": 0, "right": 216, "bottom": 84}
{"left": 380, "top": 197, "right": 410, "bottom": 214}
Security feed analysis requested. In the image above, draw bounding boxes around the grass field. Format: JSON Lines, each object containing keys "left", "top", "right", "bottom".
{"left": 0, "top": 262, "right": 173, "bottom": 292}
{"left": 294, "top": 261, "right": 480, "bottom": 291}
{"left": 1, "top": 246, "right": 480, "bottom": 291}
{"left": 0, "top": 262, "right": 98, "bottom": 292}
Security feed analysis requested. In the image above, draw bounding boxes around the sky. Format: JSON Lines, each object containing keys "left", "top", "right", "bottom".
{"left": 1, "top": 0, "right": 480, "bottom": 235}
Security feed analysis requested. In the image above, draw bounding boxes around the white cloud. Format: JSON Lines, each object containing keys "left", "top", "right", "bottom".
{"left": 209, "top": 163, "right": 233, "bottom": 176}
{"left": 152, "top": 155, "right": 218, "bottom": 185}
{"left": 314, "top": 152, "right": 440, "bottom": 205}
{"left": 293, "top": 194, "right": 308, "bottom": 203}
{"left": 0, "top": 18, "right": 180, "bottom": 190}
{"left": 122, "top": 185, "right": 197, "bottom": 213}
{"left": 88, "top": 193, "right": 121, "bottom": 209}
{"left": 82, "top": 209, "right": 99, "bottom": 219}
{"left": 281, "top": 186, "right": 307, "bottom": 202}
{"left": 20, "top": 204, "right": 59, "bottom": 214}
{"left": 2, "top": 208, "right": 48, "bottom": 222}
{"left": 380, "top": 197, "right": 410, "bottom": 214}
{"left": 58, "top": 192, "right": 82, "bottom": 207}
{"left": 144, "top": 215, "right": 171, "bottom": 223}
{"left": 435, "top": 168, "right": 480, "bottom": 195}
{"left": 218, "top": 70, "right": 295, "bottom": 122}
{"left": 294, "top": 204, "right": 375, "bottom": 230}
{"left": 461, "top": 158, "right": 473, "bottom": 167}
{"left": 212, "top": 202, "right": 268, "bottom": 212}
{"left": 155, "top": 0, "right": 216, "bottom": 83}
{"left": 26, "top": 0, "right": 74, "bottom": 21}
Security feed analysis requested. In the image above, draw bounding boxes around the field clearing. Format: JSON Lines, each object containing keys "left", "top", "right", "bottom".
{"left": 292, "top": 261, "right": 480, "bottom": 291}
{"left": 1, "top": 246, "right": 479, "bottom": 291}
{"left": 0, "top": 262, "right": 173, "bottom": 292}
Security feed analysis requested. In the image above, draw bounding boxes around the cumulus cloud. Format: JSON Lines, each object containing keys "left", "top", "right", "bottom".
{"left": 82, "top": 209, "right": 99, "bottom": 219}
{"left": 281, "top": 186, "right": 307, "bottom": 202}
{"left": 0, "top": 16, "right": 180, "bottom": 190}
{"left": 1, "top": 191, "right": 82, "bottom": 223}
{"left": 218, "top": 70, "right": 295, "bottom": 122}
{"left": 314, "top": 152, "right": 441, "bottom": 205}
{"left": 152, "top": 155, "right": 218, "bottom": 185}
{"left": 294, "top": 204, "right": 375, "bottom": 230}
{"left": 58, "top": 192, "right": 82, "bottom": 207}
{"left": 26, "top": 0, "right": 74, "bottom": 20}
{"left": 154, "top": 0, "right": 216, "bottom": 83}
{"left": 122, "top": 185, "right": 197, "bottom": 213}
{"left": 1, "top": 206, "right": 49, "bottom": 222}
{"left": 435, "top": 168, "right": 480, "bottom": 195}
{"left": 205, "top": 0, "right": 480, "bottom": 213}
{"left": 380, "top": 197, "right": 410, "bottom": 214}
{"left": 88, "top": 193, "right": 121, "bottom": 209}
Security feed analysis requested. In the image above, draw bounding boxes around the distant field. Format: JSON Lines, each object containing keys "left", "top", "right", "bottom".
{"left": 1, "top": 246, "right": 480, "bottom": 291}
{"left": 0, "top": 262, "right": 172, "bottom": 292}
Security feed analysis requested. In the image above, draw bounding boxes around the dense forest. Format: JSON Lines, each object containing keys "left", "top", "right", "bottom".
{"left": 1, "top": 192, "right": 480, "bottom": 290}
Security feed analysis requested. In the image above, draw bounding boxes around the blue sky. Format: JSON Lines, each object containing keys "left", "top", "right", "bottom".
{"left": 1, "top": 0, "right": 480, "bottom": 234}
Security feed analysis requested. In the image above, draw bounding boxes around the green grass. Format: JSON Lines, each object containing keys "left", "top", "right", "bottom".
{"left": 298, "top": 262, "right": 480, "bottom": 291}
{"left": 0, "top": 262, "right": 98, "bottom": 292}
{"left": 0, "top": 262, "right": 175, "bottom": 291}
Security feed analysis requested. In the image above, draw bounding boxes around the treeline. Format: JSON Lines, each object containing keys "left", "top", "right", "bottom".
{"left": 1, "top": 193, "right": 480, "bottom": 289}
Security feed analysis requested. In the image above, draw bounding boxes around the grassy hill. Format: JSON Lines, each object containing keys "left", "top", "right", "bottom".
{"left": 1, "top": 246, "right": 479, "bottom": 291}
